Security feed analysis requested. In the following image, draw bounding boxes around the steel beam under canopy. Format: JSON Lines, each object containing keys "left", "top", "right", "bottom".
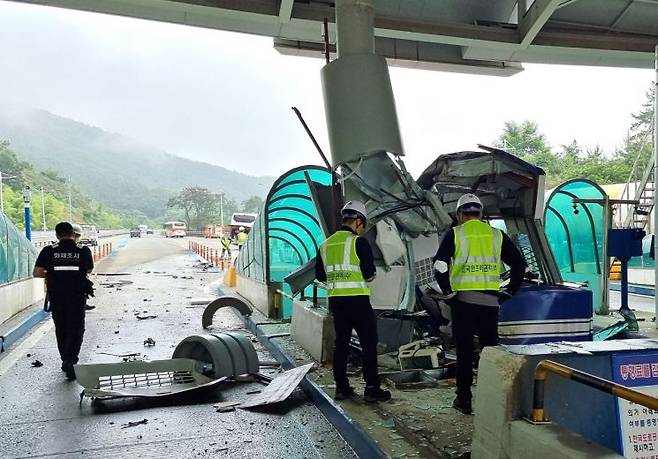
{"left": 7, "top": 0, "right": 658, "bottom": 74}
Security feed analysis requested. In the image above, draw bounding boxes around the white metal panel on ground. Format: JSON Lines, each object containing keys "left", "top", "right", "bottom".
{"left": 240, "top": 363, "right": 313, "bottom": 409}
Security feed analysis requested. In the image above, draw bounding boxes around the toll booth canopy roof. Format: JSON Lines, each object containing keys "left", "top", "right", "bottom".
{"left": 235, "top": 165, "right": 331, "bottom": 285}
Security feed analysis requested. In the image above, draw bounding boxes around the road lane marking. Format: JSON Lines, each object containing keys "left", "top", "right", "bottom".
{"left": 0, "top": 320, "right": 54, "bottom": 377}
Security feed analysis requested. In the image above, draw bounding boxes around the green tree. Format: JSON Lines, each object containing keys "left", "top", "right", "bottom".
{"left": 0, "top": 140, "right": 134, "bottom": 229}
{"left": 496, "top": 120, "right": 561, "bottom": 184}
{"left": 241, "top": 196, "right": 264, "bottom": 213}
{"left": 167, "top": 186, "right": 221, "bottom": 230}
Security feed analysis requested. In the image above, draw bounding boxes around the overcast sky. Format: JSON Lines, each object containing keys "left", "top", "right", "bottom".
{"left": 0, "top": 1, "right": 654, "bottom": 178}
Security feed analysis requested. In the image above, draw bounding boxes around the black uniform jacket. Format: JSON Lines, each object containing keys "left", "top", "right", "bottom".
{"left": 35, "top": 239, "right": 94, "bottom": 296}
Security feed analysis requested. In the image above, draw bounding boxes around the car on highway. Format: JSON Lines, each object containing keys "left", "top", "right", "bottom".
{"left": 78, "top": 224, "right": 98, "bottom": 246}
{"left": 130, "top": 228, "right": 141, "bottom": 238}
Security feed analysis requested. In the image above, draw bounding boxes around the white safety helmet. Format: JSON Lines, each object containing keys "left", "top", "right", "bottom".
{"left": 239, "top": 226, "right": 245, "bottom": 232}
{"left": 72, "top": 224, "right": 83, "bottom": 236}
{"left": 341, "top": 200, "right": 367, "bottom": 222}
{"left": 456, "top": 193, "right": 483, "bottom": 213}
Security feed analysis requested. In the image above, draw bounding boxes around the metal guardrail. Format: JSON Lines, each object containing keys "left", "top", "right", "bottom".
{"left": 530, "top": 359, "right": 658, "bottom": 423}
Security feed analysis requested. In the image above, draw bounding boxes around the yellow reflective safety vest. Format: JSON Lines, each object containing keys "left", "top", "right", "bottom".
{"left": 319, "top": 230, "right": 370, "bottom": 297}
{"left": 221, "top": 237, "right": 231, "bottom": 249}
{"left": 237, "top": 232, "right": 248, "bottom": 246}
{"left": 450, "top": 219, "right": 503, "bottom": 291}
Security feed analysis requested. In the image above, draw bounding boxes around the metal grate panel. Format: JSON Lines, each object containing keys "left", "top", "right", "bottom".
{"left": 414, "top": 257, "right": 434, "bottom": 287}
{"left": 98, "top": 371, "right": 195, "bottom": 391}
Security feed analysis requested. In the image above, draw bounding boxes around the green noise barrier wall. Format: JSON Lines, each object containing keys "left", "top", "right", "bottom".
{"left": 0, "top": 213, "right": 38, "bottom": 285}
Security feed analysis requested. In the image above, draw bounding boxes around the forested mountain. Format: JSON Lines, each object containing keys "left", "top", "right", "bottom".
{"left": 0, "top": 105, "right": 274, "bottom": 218}
{"left": 0, "top": 142, "right": 130, "bottom": 229}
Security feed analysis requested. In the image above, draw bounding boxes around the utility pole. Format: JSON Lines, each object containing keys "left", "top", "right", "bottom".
{"left": 40, "top": 186, "right": 47, "bottom": 231}
{"left": 220, "top": 192, "right": 225, "bottom": 228}
{"left": 23, "top": 186, "right": 32, "bottom": 241}
{"left": 68, "top": 176, "right": 72, "bottom": 221}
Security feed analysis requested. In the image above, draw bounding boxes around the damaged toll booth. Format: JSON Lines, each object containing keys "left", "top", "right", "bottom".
{"left": 235, "top": 148, "right": 594, "bottom": 363}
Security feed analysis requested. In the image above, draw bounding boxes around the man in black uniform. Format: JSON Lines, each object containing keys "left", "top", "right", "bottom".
{"left": 34, "top": 222, "right": 94, "bottom": 379}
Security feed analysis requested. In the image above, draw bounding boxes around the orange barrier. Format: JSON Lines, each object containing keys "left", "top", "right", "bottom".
{"left": 189, "top": 240, "right": 233, "bottom": 270}
{"left": 92, "top": 243, "right": 113, "bottom": 262}
{"left": 224, "top": 266, "right": 236, "bottom": 287}
{"left": 609, "top": 260, "right": 621, "bottom": 281}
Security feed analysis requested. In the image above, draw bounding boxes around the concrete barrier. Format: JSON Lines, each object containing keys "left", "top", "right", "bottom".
{"left": 0, "top": 277, "right": 45, "bottom": 326}
{"left": 471, "top": 345, "right": 633, "bottom": 459}
{"left": 290, "top": 300, "right": 334, "bottom": 363}
{"left": 236, "top": 274, "right": 278, "bottom": 318}
{"left": 508, "top": 421, "right": 622, "bottom": 459}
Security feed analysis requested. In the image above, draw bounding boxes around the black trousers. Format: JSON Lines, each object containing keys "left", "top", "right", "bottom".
{"left": 330, "top": 298, "right": 380, "bottom": 390}
{"left": 450, "top": 300, "right": 499, "bottom": 400}
{"left": 50, "top": 293, "right": 86, "bottom": 367}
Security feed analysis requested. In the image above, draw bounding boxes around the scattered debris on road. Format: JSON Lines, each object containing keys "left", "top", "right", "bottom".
{"left": 190, "top": 298, "right": 214, "bottom": 305}
{"left": 144, "top": 337, "right": 156, "bottom": 346}
{"left": 98, "top": 352, "right": 142, "bottom": 362}
{"left": 121, "top": 418, "right": 148, "bottom": 429}
{"left": 31, "top": 360, "right": 43, "bottom": 367}
{"left": 135, "top": 313, "right": 157, "bottom": 320}
{"left": 240, "top": 363, "right": 313, "bottom": 409}
{"left": 214, "top": 401, "right": 241, "bottom": 412}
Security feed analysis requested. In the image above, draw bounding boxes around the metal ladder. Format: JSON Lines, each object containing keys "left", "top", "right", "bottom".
{"left": 622, "top": 154, "right": 655, "bottom": 231}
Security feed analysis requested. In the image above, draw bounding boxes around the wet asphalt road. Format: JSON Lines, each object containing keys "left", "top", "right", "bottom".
{"left": 0, "top": 237, "right": 356, "bottom": 459}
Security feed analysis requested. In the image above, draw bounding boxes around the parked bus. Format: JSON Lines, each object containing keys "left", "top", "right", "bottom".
{"left": 164, "top": 221, "right": 187, "bottom": 238}
{"left": 229, "top": 213, "right": 257, "bottom": 238}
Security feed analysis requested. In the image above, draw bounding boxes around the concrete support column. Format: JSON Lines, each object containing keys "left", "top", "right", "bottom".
{"left": 321, "top": 0, "right": 403, "bottom": 170}
{"left": 335, "top": 0, "right": 375, "bottom": 57}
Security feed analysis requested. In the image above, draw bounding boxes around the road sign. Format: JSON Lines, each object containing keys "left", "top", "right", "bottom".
{"left": 612, "top": 352, "right": 658, "bottom": 458}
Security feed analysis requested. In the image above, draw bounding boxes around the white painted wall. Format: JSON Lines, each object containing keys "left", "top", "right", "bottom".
{"left": 0, "top": 278, "right": 45, "bottom": 325}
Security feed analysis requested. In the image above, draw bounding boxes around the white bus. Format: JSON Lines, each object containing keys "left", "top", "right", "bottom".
{"left": 164, "top": 221, "right": 187, "bottom": 238}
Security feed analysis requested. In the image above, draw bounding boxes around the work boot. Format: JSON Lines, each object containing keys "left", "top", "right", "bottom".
{"left": 363, "top": 386, "right": 391, "bottom": 403}
{"left": 334, "top": 386, "right": 355, "bottom": 401}
{"left": 452, "top": 396, "right": 472, "bottom": 415}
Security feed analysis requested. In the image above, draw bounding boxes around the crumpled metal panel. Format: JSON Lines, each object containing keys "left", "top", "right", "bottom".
{"left": 416, "top": 146, "right": 545, "bottom": 219}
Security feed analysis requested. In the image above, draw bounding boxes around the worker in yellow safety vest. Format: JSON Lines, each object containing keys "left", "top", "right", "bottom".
{"left": 220, "top": 233, "right": 232, "bottom": 259}
{"left": 315, "top": 200, "right": 391, "bottom": 403}
{"left": 237, "top": 226, "right": 248, "bottom": 250}
{"left": 433, "top": 193, "right": 525, "bottom": 414}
